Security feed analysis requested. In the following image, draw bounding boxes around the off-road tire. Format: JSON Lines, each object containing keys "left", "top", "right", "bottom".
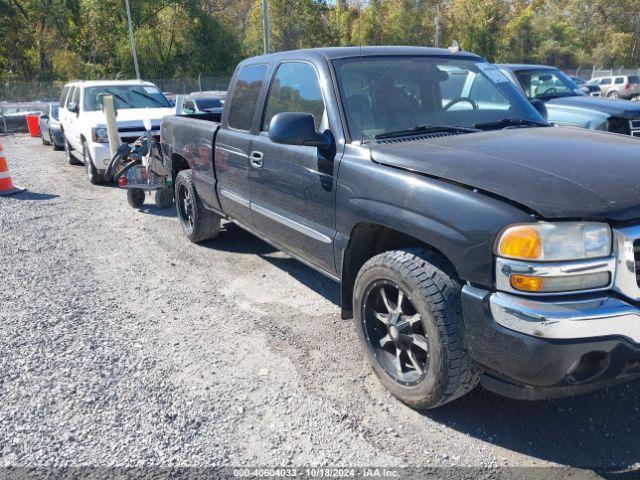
{"left": 83, "top": 141, "right": 103, "bottom": 184}
{"left": 353, "top": 248, "right": 480, "bottom": 409}
{"left": 127, "top": 188, "right": 145, "bottom": 208}
{"left": 66, "top": 136, "right": 82, "bottom": 165}
{"left": 175, "top": 169, "right": 221, "bottom": 243}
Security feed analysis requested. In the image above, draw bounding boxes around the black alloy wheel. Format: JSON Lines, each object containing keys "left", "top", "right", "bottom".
{"left": 362, "top": 280, "right": 429, "bottom": 386}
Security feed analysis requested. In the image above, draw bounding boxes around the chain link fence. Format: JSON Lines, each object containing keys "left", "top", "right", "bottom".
{"left": 566, "top": 67, "right": 640, "bottom": 80}
{"left": 0, "top": 76, "right": 232, "bottom": 103}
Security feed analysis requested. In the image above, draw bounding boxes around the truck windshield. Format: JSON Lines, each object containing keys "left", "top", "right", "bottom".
{"left": 83, "top": 85, "right": 172, "bottom": 111}
{"left": 332, "top": 56, "right": 546, "bottom": 142}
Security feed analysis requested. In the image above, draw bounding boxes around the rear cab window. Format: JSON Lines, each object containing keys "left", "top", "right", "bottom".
{"left": 227, "top": 64, "right": 268, "bottom": 131}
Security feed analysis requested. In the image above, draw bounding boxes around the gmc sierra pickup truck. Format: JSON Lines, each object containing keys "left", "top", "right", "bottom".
{"left": 161, "top": 46, "right": 640, "bottom": 409}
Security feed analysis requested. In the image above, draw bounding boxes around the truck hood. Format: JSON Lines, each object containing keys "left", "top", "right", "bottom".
{"left": 83, "top": 107, "right": 174, "bottom": 129}
{"left": 370, "top": 126, "right": 640, "bottom": 222}
{"left": 547, "top": 95, "right": 640, "bottom": 118}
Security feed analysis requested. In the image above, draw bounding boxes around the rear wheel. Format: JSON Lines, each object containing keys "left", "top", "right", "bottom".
{"left": 353, "top": 248, "right": 480, "bottom": 409}
{"left": 83, "top": 140, "right": 103, "bottom": 184}
{"left": 154, "top": 187, "right": 174, "bottom": 209}
{"left": 608, "top": 90, "right": 620, "bottom": 99}
{"left": 175, "top": 169, "right": 221, "bottom": 243}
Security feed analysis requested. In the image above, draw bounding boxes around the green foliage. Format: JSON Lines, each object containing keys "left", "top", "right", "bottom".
{"left": 1, "top": 0, "right": 639, "bottom": 82}
{"left": 447, "top": 0, "right": 510, "bottom": 60}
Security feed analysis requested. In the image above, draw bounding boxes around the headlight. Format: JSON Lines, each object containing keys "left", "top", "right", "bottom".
{"left": 495, "top": 222, "right": 613, "bottom": 295}
{"left": 91, "top": 127, "right": 109, "bottom": 143}
{"left": 496, "top": 222, "right": 611, "bottom": 261}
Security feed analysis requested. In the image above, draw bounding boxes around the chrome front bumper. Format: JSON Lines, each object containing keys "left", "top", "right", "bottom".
{"left": 488, "top": 291, "right": 640, "bottom": 343}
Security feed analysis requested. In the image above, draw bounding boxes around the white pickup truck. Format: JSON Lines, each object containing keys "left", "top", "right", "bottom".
{"left": 58, "top": 80, "right": 174, "bottom": 184}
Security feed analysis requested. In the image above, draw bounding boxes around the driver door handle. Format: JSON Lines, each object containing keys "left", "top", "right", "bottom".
{"left": 250, "top": 150, "right": 263, "bottom": 168}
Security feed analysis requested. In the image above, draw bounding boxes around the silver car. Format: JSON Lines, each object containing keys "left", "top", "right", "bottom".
{"left": 591, "top": 75, "right": 640, "bottom": 99}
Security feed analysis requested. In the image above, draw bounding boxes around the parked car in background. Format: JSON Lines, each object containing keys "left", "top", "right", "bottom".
{"left": 499, "top": 64, "right": 640, "bottom": 137}
{"left": 38, "top": 102, "right": 64, "bottom": 150}
{"left": 586, "top": 78, "right": 603, "bottom": 96}
{"left": 182, "top": 92, "right": 225, "bottom": 115}
{"left": 589, "top": 75, "right": 640, "bottom": 99}
{"left": 571, "top": 76, "right": 601, "bottom": 96}
{"left": 162, "top": 46, "right": 640, "bottom": 408}
{"left": 58, "top": 80, "right": 174, "bottom": 184}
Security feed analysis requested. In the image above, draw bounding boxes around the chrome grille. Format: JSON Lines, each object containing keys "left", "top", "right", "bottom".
{"left": 635, "top": 240, "right": 640, "bottom": 287}
{"left": 613, "top": 226, "right": 640, "bottom": 300}
{"left": 631, "top": 120, "right": 640, "bottom": 129}
{"left": 631, "top": 119, "right": 640, "bottom": 137}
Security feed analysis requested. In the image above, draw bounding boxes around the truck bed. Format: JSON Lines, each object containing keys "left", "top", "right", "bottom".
{"left": 160, "top": 112, "right": 222, "bottom": 212}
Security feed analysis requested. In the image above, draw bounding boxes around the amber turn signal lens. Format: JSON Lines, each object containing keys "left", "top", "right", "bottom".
{"left": 510, "top": 274, "right": 543, "bottom": 292}
{"left": 498, "top": 227, "right": 542, "bottom": 260}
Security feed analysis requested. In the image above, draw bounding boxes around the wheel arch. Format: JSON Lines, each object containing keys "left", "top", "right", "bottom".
{"left": 339, "top": 222, "right": 459, "bottom": 320}
{"left": 171, "top": 153, "right": 190, "bottom": 183}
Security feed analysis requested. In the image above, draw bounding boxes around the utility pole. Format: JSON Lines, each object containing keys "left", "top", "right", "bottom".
{"left": 434, "top": 3, "right": 440, "bottom": 48}
{"left": 262, "top": 0, "right": 271, "bottom": 55}
{"left": 125, "top": 0, "right": 141, "bottom": 80}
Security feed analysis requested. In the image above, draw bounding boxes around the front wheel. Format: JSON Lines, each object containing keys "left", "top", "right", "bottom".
{"left": 83, "top": 141, "right": 103, "bottom": 184}
{"left": 127, "top": 188, "right": 145, "bottom": 208}
{"left": 66, "top": 136, "right": 82, "bottom": 165}
{"left": 608, "top": 90, "right": 620, "bottom": 99}
{"left": 353, "top": 248, "right": 480, "bottom": 409}
{"left": 175, "top": 169, "right": 221, "bottom": 243}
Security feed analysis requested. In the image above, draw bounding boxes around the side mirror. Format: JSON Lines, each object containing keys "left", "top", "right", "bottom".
{"left": 143, "top": 118, "right": 152, "bottom": 132}
{"left": 68, "top": 102, "right": 79, "bottom": 113}
{"left": 530, "top": 99, "right": 548, "bottom": 121}
{"left": 268, "top": 112, "right": 331, "bottom": 149}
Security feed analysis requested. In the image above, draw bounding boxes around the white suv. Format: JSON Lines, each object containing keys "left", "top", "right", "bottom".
{"left": 58, "top": 80, "right": 174, "bottom": 184}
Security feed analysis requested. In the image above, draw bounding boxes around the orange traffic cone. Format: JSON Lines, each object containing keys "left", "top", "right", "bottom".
{"left": 0, "top": 142, "right": 24, "bottom": 196}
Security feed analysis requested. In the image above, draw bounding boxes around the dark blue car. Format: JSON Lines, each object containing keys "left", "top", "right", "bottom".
{"left": 38, "top": 102, "right": 65, "bottom": 150}
{"left": 499, "top": 64, "right": 640, "bottom": 137}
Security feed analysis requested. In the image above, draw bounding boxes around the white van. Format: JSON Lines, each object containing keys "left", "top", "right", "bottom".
{"left": 58, "top": 80, "right": 174, "bottom": 184}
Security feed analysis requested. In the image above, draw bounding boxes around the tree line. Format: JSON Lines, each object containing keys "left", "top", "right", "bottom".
{"left": 1, "top": 0, "right": 639, "bottom": 82}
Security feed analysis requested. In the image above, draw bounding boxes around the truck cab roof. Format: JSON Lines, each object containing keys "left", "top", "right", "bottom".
{"left": 243, "top": 46, "right": 483, "bottom": 64}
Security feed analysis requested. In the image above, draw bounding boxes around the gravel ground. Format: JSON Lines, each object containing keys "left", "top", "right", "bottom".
{"left": 1, "top": 135, "right": 639, "bottom": 474}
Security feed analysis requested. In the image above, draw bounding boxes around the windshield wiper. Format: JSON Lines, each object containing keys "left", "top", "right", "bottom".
{"left": 131, "top": 90, "right": 168, "bottom": 107}
{"left": 473, "top": 117, "right": 550, "bottom": 129}
{"left": 102, "top": 90, "right": 134, "bottom": 108}
{"left": 374, "top": 124, "right": 480, "bottom": 140}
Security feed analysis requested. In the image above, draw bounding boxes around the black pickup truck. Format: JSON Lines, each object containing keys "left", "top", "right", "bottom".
{"left": 161, "top": 46, "right": 640, "bottom": 409}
